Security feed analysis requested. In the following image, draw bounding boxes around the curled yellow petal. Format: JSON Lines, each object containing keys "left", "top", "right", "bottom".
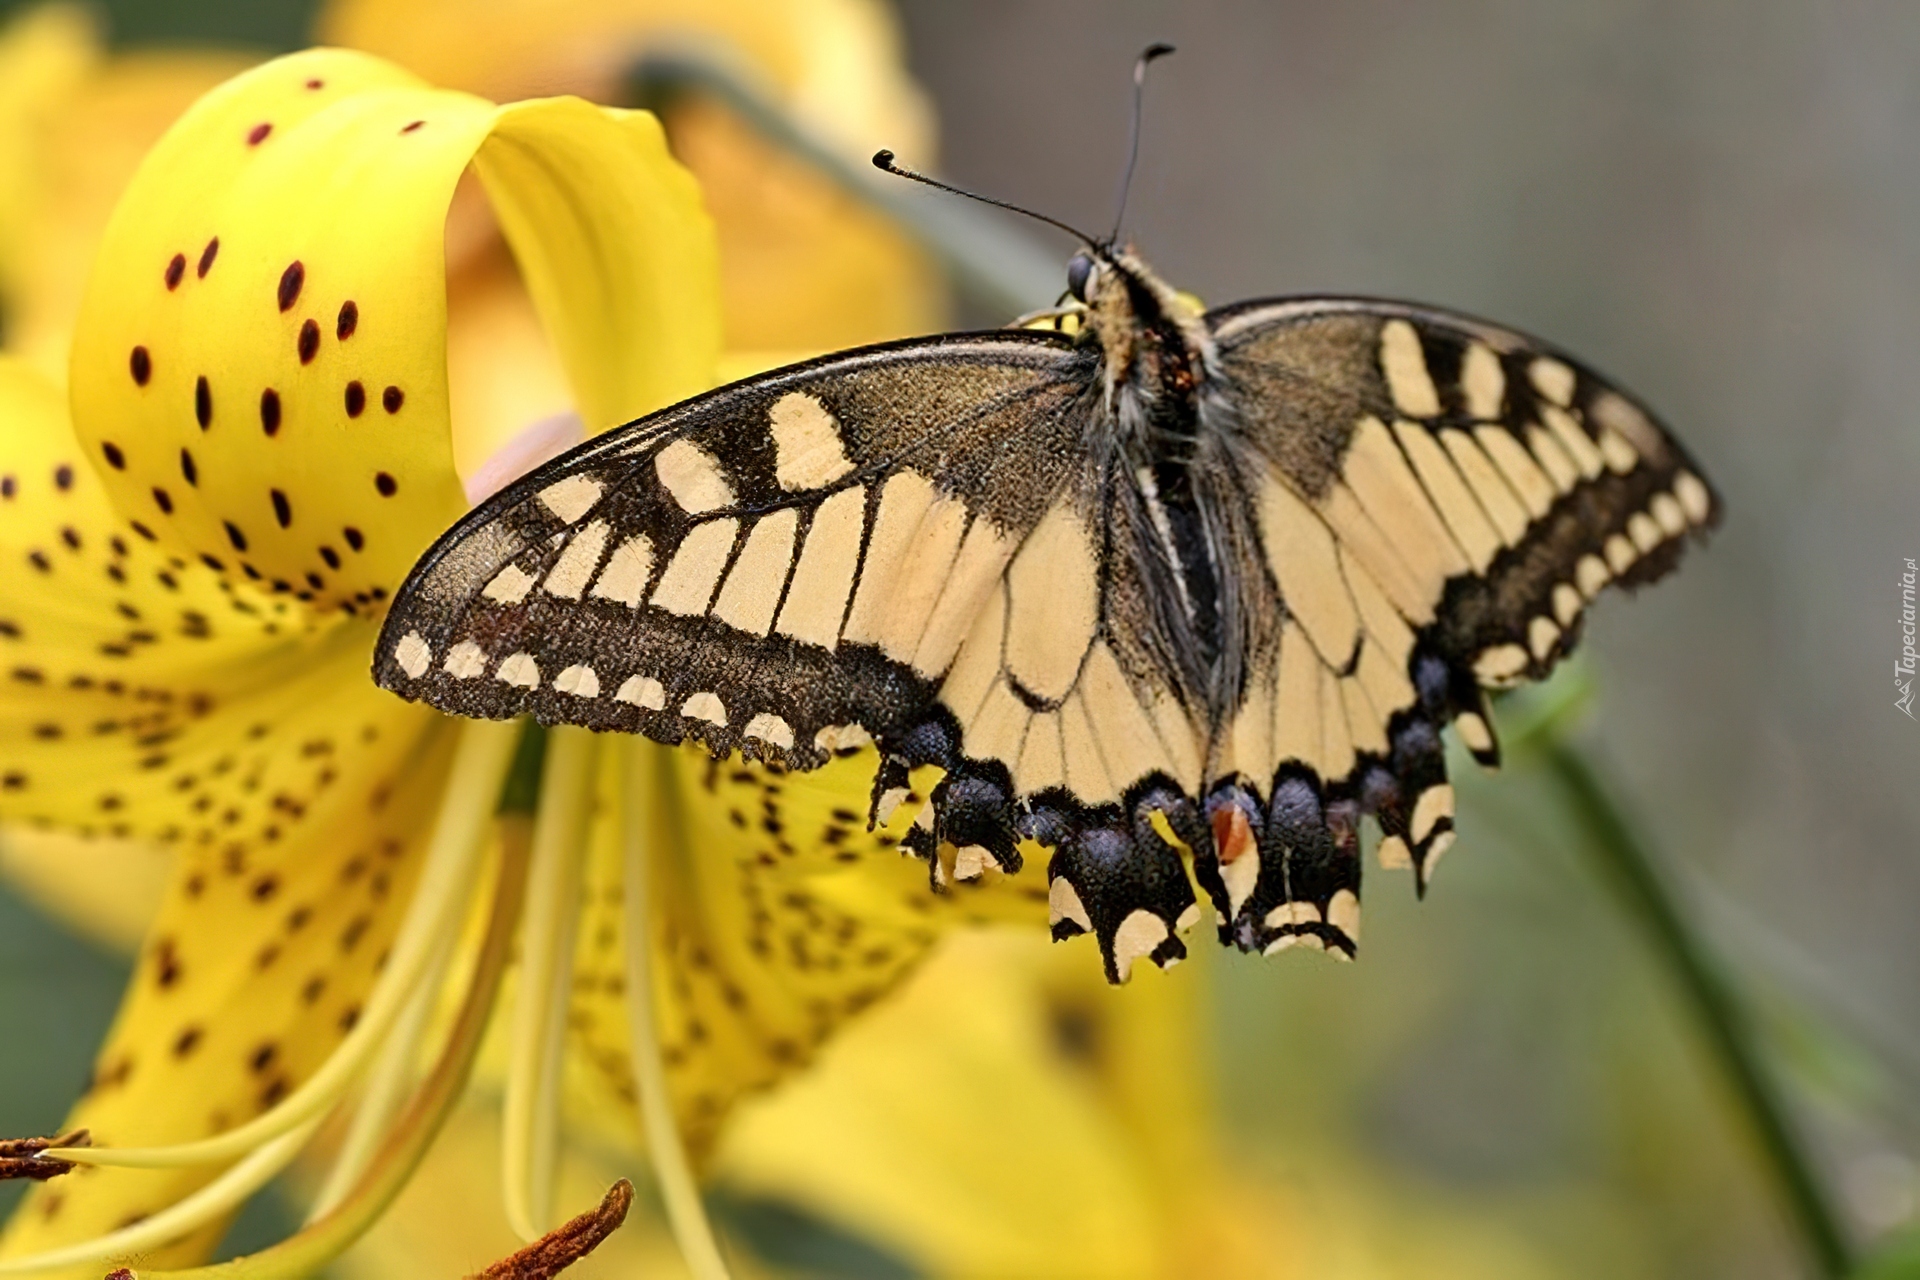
{"left": 68, "top": 47, "right": 717, "bottom": 607}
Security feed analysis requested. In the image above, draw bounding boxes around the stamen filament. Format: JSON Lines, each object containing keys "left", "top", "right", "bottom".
{"left": 123, "top": 812, "right": 535, "bottom": 1280}
{"left": 503, "top": 728, "right": 598, "bottom": 1241}
{"left": 0, "top": 1120, "right": 322, "bottom": 1274}
{"left": 53, "top": 720, "right": 520, "bottom": 1172}
{"left": 623, "top": 741, "right": 733, "bottom": 1280}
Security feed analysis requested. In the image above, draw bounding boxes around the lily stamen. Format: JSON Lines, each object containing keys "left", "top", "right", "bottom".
{"left": 0, "top": 1133, "right": 88, "bottom": 1183}
{"left": 471, "top": 1179, "right": 633, "bottom": 1280}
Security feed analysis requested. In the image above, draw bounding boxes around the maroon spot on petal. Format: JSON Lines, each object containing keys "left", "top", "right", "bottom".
{"left": 200, "top": 553, "right": 224, "bottom": 572}
{"left": 131, "top": 521, "right": 156, "bottom": 541}
{"left": 401, "top": 119, "right": 425, "bottom": 133}
{"left": 305, "top": 571, "right": 324, "bottom": 591}
{"left": 195, "top": 375, "right": 212, "bottom": 428}
{"left": 102, "top": 442, "right": 125, "bottom": 469}
{"left": 59, "top": 527, "right": 79, "bottom": 551}
{"left": 53, "top": 465, "right": 72, "bottom": 490}
{"left": 374, "top": 472, "right": 397, "bottom": 497}
{"left": 241, "top": 561, "right": 261, "bottom": 580}
{"left": 224, "top": 522, "right": 248, "bottom": 552}
{"left": 0, "top": 476, "right": 13, "bottom": 498}
{"left": 198, "top": 237, "right": 219, "bottom": 278}
{"left": 342, "top": 526, "right": 364, "bottom": 551}
{"left": 260, "top": 389, "right": 282, "bottom": 436}
{"left": 180, "top": 449, "right": 197, "bottom": 485}
{"left": 318, "top": 545, "right": 340, "bottom": 569}
{"left": 344, "top": 381, "right": 365, "bottom": 417}
{"left": 247, "top": 122, "right": 272, "bottom": 146}
{"left": 368, "top": 585, "right": 387, "bottom": 600}
{"left": 297, "top": 319, "right": 320, "bottom": 364}
{"left": 337, "top": 300, "right": 358, "bottom": 339}
{"left": 271, "top": 490, "right": 291, "bottom": 528}
{"left": 152, "top": 487, "right": 173, "bottom": 514}
{"left": 382, "top": 385, "right": 404, "bottom": 414}
{"left": 165, "top": 254, "right": 186, "bottom": 290}
{"left": 130, "top": 347, "right": 152, "bottom": 385}
{"left": 277, "top": 261, "right": 304, "bottom": 312}
{"left": 305, "top": 78, "right": 324, "bottom": 90}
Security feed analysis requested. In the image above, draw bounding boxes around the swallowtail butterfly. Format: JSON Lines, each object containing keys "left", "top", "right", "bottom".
{"left": 375, "top": 119, "right": 1718, "bottom": 986}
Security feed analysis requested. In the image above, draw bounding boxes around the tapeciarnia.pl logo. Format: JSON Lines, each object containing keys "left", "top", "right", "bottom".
{"left": 1900, "top": 558, "right": 1917, "bottom": 719}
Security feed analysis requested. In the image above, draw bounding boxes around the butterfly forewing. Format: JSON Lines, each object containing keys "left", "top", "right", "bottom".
{"left": 376, "top": 332, "right": 1105, "bottom": 771}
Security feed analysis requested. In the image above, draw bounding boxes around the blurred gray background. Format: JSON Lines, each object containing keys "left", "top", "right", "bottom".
{"left": 0, "top": 1, "right": 1915, "bottom": 1276}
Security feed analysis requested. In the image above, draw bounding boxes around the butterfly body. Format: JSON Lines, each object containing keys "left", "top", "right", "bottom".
{"left": 375, "top": 246, "right": 1719, "bottom": 983}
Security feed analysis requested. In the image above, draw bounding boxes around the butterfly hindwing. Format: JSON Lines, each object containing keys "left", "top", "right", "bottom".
{"left": 1187, "top": 298, "right": 1719, "bottom": 956}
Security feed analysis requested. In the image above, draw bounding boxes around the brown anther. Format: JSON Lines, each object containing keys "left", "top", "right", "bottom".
{"left": 468, "top": 1179, "right": 634, "bottom": 1279}
{"left": 0, "top": 1130, "right": 89, "bottom": 1181}
{"left": 106, "top": 1270, "right": 135, "bottom": 1279}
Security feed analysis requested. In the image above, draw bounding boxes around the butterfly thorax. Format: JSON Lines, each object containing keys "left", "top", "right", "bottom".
{"left": 1077, "top": 249, "right": 1258, "bottom": 736}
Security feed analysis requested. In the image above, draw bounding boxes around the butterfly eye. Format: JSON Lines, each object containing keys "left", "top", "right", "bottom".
{"left": 1066, "top": 251, "right": 1098, "bottom": 302}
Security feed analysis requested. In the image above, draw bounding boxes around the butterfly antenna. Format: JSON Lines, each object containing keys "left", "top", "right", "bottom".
{"left": 1109, "top": 43, "right": 1175, "bottom": 244}
{"left": 872, "top": 150, "right": 1101, "bottom": 248}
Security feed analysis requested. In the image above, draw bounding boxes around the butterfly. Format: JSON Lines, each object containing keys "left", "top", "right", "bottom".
{"left": 374, "top": 140, "right": 1718, "bottom": 987}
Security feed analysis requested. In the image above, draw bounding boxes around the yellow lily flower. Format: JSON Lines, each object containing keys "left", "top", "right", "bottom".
{"left": 0, "top": 11, "right": 1051, "bottom": 1273}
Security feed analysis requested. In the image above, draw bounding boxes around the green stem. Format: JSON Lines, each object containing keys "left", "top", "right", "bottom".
{"left": 1537, "top": 737, "right": 1854, "bottom": 1278}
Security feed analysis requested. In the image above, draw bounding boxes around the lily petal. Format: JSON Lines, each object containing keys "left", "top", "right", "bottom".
{"left": 67, "top": 47, "right": 717, "bottom": 607}
{"left": 564, "top": 739, "right": 1047, "bottom": 1154}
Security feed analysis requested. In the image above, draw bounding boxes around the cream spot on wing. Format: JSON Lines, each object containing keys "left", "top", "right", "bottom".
{"left": 842, "top": 470, "right": 938, "bottom": 645}
{"left": 1474, "top": 644, "right": 1530, "bottom": 685}
{"left": 1394, "top": 420, "right": 1502, "bottom": 573}
{"left": 952, "top": 845, "right": 1001, "bottom": 881}
{"left": 1674, "top": 471, "right": 1712, "bottom": 524}
{"left": 1264, "top": 932, "right": 1325, "bottom": 956}
{"left": 1575, "top": 554, "right": 1611, "bottom": 599}
{"left": 554, "top": 664, "right": 600, "bottom": 697}
{"left": 814, "top": 723, "right": 872, "bottom": 753}
{"left": 680, "top": 691, "right": 727, "bottom": 726}
{"left": 1542, "top": 404, "right": 1604, "bottom": 479}
{"left": 1476, "top": 426, "right": 1557, "bottom": 518}
{"left": 1004, "top": 500, "right": 1100, "bottom": 702}
{"left": 1378, "top": 834, "right": 1413, "bottom": 869}
{"left": 1441, "top": 428, "right": 1529, "bottom": 545}
{"left": 911, "top": 514, "right": 1017, "bottom": 677}
{"left": 1327, "top": 888, "right": 1362, "bottom": 942}
{"left": 712, "top": 509, "right": 798, "bottom": 636}
{"left": 1589, "top": 390, "right": 1667, "bottom": 463}
{"left": 1598, "top": 430, "right": 1639, "bottom": 474}
{"left": 1528, "top": 615, "right": 1561, "bottom": 661}
{"left": 542, "top": 519, "right": 610, "bottom": 600}
{"left": 1410, "top": 784, "right": 1454, "bottom": 844}
{"left": 538, "top": 474, "right": 603, "bottom": 524}
{"left": 1265, "top": 901, "right": 1322, "bottom": 928}
{"left": 873, "top": 786, "right": 911, "bottom": 826}
{"left": 443, "top": 641, "right": 487, "bottom": 679}
{"left": 776, "top": 486, "right": 867, "bottom": 649}
{"left": 1529, "top": 356, "right": 1576, "bottom": 406}
{"left": 395, "top": 631, "right": 430, "bottom": 678}
{"left": 744, "top": 712, "right": 794, "bottom": 749}
{"left": 650, "top": 519, "right": 739, "bottom": 616}
{"left": 769, "top": 391, "right": 855, "bottom": 490}
{"left": 1553, "top": 582, "right": 1584, "bottom": 626}
{"left": 1628, "top": 511, "right": 1663, "bottom": 553}
{"left": 655, "top": 439, "right": 734, "bottom": 513}
{"left": 1651, "top": 492, "right": 1688, "bottom": 538}
{"left": 1525, "top": 424, "right": 1581, "bottom": 493}
{"left": 1425, "top": 829, "right": 1457, "bottom": 873}
{"left": 589, "top": 535, "right": 654, "bottom": 607}
{"left": 1455, "top": 711, "right": 1495, "bottom": 755}
{"left": 1461, "top": 341, "right": 1505, "bottom": 419}
{"left": 1380, "top": 318, "right": 1440, "bottom": 417}
{"left": 1257, "top": 478, "right": 1358, "bottom": 668}
{"left": 1049, "top": 876, "right": 1092, "bottom": 931}
{"left": 483, "top": 563, "right": 537, "bottom": 605}
{"left": 1345, "top": 416, "right": 1470, "bottom": 583}
{"left": 615, "top": 674, "right": 665, "bottom": 710}
{"left": 1111, "top": 909, "right": 1169, "bottom": 983}
{"left": 1604, "top": 533, "right": 1638, "bottom": 574}
{"left": 496, "top": 652, "right": 540, "bottom": 688}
